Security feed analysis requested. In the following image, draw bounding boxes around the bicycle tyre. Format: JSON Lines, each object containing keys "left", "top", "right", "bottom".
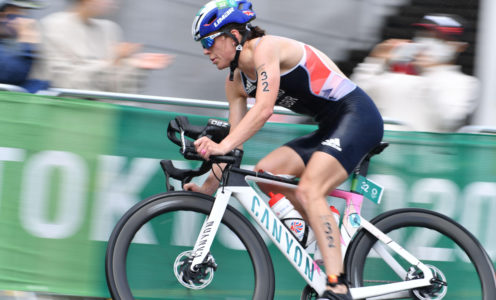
{"left": 105, "top": 191, "right": 275, "bottom": 300}
{"left": 345, "top": 208, "right": 496, "bottom": 300}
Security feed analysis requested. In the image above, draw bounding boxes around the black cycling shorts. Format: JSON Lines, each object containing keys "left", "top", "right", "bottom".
{"left": 284, "top": 87, "right": 384, "bottom": 174}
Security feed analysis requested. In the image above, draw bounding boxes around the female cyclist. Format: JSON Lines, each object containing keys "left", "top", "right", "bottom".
{"left": 186, "top": 1, "right": 384, "bottom": 299}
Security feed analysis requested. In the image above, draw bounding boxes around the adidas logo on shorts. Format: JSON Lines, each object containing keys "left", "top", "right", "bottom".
{"left": 322, "top": 138, "right": 342, "bottom": 151}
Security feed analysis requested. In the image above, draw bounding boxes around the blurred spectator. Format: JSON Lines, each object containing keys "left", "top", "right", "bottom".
{"left": 0, "top": 0, "right": 49, "bottom": 92}
{"left": 31, "top": 0, "right": 172, "bottom": 93}
{"left": 351, "top": 14, "right": 480, "bottom": 133}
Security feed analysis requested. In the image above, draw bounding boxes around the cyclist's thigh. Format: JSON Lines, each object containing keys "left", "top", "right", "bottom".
{"left": 255, "top": 145, "right": 305, "bottom": 177}
{"left": 300, "top": 151, "right": 348, "bottom": 197}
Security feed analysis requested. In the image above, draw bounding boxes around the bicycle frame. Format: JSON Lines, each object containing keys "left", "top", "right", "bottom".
{"left": 188, "top": 174, "right": 435, "bottom": 298}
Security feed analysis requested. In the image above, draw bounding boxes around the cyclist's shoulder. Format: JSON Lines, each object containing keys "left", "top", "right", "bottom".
{"left": 250, "top": 35, "right": 304, "bottom": 72}
{"left": 251, "top": 35, "right": 301, "bottom": 54}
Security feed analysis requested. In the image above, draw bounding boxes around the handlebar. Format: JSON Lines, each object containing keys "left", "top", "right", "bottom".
{"left": 162, "top": 116, "right": 241, "bottom": 190}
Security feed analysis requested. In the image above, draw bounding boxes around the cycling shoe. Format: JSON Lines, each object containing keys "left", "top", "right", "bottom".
{"left": 317, "top": 289, "right": 352, "bottom": 300}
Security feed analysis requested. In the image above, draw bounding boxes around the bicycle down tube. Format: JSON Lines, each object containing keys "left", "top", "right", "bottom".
{"left": 232, "top": 185, "right": 329, "bottom": 295}
{"left": 187, "top": 182, "right": 328, "bottom": 295}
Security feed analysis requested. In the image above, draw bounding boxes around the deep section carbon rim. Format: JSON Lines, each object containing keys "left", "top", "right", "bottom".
{"left": 345, "top": 209, "right": 496, "bottom": 300}
{"left": 105, "top": 192, "right": 275, "bottom": 300}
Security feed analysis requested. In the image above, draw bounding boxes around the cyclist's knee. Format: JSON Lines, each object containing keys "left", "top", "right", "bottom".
{"left": 254, "top": 160, "right": 275, "bottom": 174}
{"left": 295, "top": 182, "right": 319, "bottom": 210}
{"left": 253, "top": 162, "right": 276, "bottom": 194}
{"left": 253, "top": 162, "right": 264, "bottom": 173}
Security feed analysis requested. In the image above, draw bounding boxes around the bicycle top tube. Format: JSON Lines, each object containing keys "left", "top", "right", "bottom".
{"left": 230, "top": 167, "right": 299, "bottom": 185}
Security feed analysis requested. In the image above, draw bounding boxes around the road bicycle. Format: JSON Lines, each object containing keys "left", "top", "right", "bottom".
{"left": 105, "top": 116, "right": 496, "bottom": 299}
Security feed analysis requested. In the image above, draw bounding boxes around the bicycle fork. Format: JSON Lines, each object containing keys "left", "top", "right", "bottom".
{"left": 189, "top": 189, "right": 232, "bottom": 269}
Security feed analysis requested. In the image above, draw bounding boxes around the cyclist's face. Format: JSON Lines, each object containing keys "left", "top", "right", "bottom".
{"left": 202, "top": 34, "right": 235, "bottom": 70}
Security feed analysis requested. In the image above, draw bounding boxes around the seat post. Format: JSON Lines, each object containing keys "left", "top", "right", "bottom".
{"left": 355, "top": 156, "right": 372, "bottom": 177}
{"left": 353, "top": 142, "right": 389, "bottom": 177}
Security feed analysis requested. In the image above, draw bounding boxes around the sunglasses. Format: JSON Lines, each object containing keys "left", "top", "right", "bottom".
{"left": 200, "top": 32, "right": 223, "bottom": 49}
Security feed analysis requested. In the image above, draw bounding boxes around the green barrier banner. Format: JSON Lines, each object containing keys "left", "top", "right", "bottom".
{"left": 0, "top": 92, "right": 495, "bottom": 298}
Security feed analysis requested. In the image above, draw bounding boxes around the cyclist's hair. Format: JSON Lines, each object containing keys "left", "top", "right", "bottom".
{"left": 221, "top": 23, "right": 266, "bottom": 41}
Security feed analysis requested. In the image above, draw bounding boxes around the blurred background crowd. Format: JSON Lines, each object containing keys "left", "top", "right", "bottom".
{"left": 0, "top": 0, "right": 495, "bottom": 299}
{"left": 1, "top": 0, "right": 495, "bottom": 134}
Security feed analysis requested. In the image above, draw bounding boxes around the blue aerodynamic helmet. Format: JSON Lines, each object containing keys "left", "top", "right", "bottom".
{"left": 191, "top": 0, "right": 256, "bottom": 42}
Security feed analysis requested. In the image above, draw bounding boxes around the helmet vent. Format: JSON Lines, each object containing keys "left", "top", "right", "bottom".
{"left": 238, "top": 2, "right": 251, "bottom": 10}
{"left": 205, "top": 14, "right": 218, "bottom": 26}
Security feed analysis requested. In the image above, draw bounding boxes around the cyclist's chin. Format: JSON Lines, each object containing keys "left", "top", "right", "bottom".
{"left": 215, "top": 62, "right": 229, "bottom": 70}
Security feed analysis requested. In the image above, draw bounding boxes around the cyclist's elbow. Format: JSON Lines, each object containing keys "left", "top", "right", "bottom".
{"left": 259, "top": 106, "right": 274, "bottom": 122}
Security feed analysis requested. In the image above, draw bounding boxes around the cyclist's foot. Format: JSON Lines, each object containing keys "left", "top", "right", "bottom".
{"left": 317, "top": 274, "right": 352, "bottom": 300}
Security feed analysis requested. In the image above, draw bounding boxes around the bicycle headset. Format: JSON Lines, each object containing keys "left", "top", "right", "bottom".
{"left": 191, "top": 0, "right": 256, "bottom": 81}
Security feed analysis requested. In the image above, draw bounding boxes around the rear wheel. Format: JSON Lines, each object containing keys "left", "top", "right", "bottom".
{"left": 345, "top": 208, "right": 496, "bottom": 299}
{"left": 105, "top": 191, "right": 275, "bottom": 300}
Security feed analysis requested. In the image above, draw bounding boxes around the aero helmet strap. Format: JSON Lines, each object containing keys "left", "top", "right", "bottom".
{"left": 225, "top": 24, "right": 252, "bottom": 81}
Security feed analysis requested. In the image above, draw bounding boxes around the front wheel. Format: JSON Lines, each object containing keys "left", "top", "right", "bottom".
{"left": 105, "top": 191, "right": 275, "bottom": 300}
{"left": 345, "top": 208, "right": 496, "bottom": 300}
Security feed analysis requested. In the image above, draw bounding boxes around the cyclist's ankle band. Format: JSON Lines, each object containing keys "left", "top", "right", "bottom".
{"left": 327, "top": 274, "right": 347, "bottom": 287}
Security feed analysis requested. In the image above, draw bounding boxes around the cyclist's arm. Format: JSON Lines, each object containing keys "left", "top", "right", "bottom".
{"left": 219, "top": 38, "right": 280, "bottom": 152}
{"left": 184, "top": 70, "right": 248, "bottom": 194}
{"left": 225, "top": 69, "right": 249, "bottom": 143}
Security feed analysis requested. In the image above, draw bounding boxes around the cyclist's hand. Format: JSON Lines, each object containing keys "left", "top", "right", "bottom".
{"left": 194, "top": 136, "right": 229, "bottom": 160}
{"left": 183, "top": 182, "right": 201, "bottom": 192}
